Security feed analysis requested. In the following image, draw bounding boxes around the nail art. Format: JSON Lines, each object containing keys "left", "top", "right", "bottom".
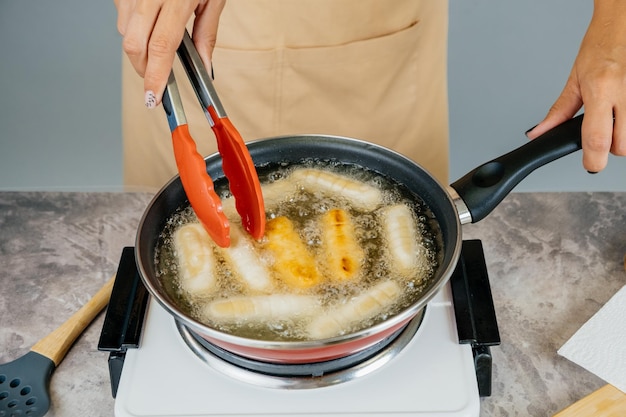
{"left": 145, "top": 90, "right": 157, "bottom": 109}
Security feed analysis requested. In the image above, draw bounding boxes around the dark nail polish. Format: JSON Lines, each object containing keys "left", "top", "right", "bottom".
{"left": 211, "top": 63, "right": 214, "bottom": 80}
{"left": 587, "top": 171, "right": 598, "bottom": 174}
{"left": 525, "top": 124, "right": 538, "bottom": 136}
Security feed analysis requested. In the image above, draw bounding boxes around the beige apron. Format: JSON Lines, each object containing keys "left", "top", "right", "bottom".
{"left": 123, "top": 0, "right": 449, "bottom": 191}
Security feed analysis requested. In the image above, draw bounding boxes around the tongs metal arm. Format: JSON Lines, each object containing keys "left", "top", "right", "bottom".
{"left": 162, "top": 72, "right": 186, "bottom": 130}
{"left": 176, "top": 30, "right": 227, "bottom": 124}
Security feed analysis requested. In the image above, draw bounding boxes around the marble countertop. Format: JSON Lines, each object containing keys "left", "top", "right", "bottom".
{"left": 1, "top": 191, "right": 624, "bottom": 416}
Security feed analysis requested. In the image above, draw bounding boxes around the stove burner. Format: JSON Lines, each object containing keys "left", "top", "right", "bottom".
{"left": 175, "top": 308, "right": 427, "bottom": 389}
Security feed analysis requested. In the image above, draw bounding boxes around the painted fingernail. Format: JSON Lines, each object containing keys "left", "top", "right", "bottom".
{"left": 587, "top": 170, "right": 598, "bottom": 175}
{"left": 210, "top": 63, "right": 214, "bottom": 80}
{"left": 145, "top": 90, "right": 157, "bottom": 109}
{"left": 525, "top": 124, "right": 538, "bottom": 136}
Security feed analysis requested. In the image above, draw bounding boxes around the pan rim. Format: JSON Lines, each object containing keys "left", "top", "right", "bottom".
{"left": 135, "top": 134, "right": 463, "bottom": 351}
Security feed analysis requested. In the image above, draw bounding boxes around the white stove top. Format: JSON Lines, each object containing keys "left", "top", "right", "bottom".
{"left": 114, "top": 283, "right": 480, "bottom": 417}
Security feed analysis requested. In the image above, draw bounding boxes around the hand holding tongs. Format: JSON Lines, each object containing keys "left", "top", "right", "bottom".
{"left": 162, "top": 30, "right": 265, "bottom": 248}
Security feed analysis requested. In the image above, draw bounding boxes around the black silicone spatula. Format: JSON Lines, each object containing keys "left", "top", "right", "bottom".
{"left": 0, "top": 276, "right": 115, "bottom": 416}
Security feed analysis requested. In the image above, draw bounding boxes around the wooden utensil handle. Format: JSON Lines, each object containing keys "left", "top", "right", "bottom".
{"left": 31, "top": 275, "right": 116, "bottom": 366}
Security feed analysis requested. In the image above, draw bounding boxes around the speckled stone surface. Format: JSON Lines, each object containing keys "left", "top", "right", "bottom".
{"left": 0, "top": 192, "right": 153, "bottom": 417}
{"left": 1, "top": 191, "right": 624, "bottom": 416}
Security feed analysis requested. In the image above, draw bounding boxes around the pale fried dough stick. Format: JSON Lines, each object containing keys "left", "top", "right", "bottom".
{"left": 261, "top": 177, "right": 298, "bottom": 207}
{"left": 221, "top": 177, "right": 299, "bottom": 220}
{"left": 380, "top": 204, "right": 422, "bottom": 277}
{"left": 173, "top": 223, "right": 217, "bottom": 296}
{"left": 218, "top": 224, "right": 273, "bottom": 293}
{"left": 290, "top": 168, "right": 383, "bottom": 211}
{"left": 308, "top": 280, "right": 402, "bottom": 339}
{"left": 205, "top": 294, "right": 319, "bottom": 322}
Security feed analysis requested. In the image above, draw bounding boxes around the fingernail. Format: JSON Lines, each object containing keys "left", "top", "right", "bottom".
{"left": 587, "top": 170, "right": 598, "bottom": 175}
{"left": 525, "top": 124, "right": 538, "bottom": 136}
{"left": 145, "top": 90, "right": 157, "bottom": 109}
{"left": 210, "top": 63, "right": 214, "bottom": 80}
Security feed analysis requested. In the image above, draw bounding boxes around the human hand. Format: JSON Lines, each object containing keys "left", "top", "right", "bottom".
{"left": 114, "top": 0, "right": 226, "bottom": 108}
{"left": 525, "top": 0, "right": 626, "bottom": 173}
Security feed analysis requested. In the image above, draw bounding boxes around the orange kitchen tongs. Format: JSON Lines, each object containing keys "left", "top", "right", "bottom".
{"left": 161, "top": 30, "right": 265, "bottom": 247}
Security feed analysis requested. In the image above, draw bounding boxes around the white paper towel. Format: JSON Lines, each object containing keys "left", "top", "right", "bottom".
{"left": 558, "top": 285, "right": 626, "bottom": 394}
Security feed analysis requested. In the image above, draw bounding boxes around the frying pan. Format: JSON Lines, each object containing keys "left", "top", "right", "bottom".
{"left": 135, "top": 114, "right": 584, "bottom": 363}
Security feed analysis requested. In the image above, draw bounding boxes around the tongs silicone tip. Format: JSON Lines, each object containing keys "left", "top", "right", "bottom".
{"left": 171, "top": 123, "right": 231, "bottom": 248}
{"left": 161, "top": 31, "right": 265, "bottom": 247}
{"left": 207, "top": 106, "right": 265, "bottom": 240}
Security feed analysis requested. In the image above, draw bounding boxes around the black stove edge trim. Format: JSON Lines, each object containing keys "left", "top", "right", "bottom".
{"left": 97, "top": 246, "right": 149, "bottom": 398}
{"left": 450, "top": 239, "right": 501, "bottom": 346}
{"left": 450, "top": 239, "right": 501, "bottom": 397}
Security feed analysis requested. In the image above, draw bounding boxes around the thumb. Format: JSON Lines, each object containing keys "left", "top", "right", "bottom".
{"left": 526, "top": 77, "right": 583, "bottom": 140}
{"left": 192, "top": 0, "right": 226, "bottom": 72}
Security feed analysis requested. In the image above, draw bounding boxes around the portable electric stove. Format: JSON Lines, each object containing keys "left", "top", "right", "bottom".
{"left": 98, "top": 240, "right": 500, "bottom": 417}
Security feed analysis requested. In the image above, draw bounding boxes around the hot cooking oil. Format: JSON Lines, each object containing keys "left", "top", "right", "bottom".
{"left": 154, "top": 160, "right": 442, "bottom": 342}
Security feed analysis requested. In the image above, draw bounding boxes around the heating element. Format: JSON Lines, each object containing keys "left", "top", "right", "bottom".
{"left": 99, "top": 240, "right": 500, "bottom": 417}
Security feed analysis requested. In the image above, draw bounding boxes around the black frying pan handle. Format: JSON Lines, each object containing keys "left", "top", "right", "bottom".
{"left": 450, "top": 114, "right": 583, "bottom": 223}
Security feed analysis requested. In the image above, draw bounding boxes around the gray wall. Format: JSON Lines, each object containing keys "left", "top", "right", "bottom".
{"left": 449, "top": 0, "right": 625, "bottom": 191}
{"left": 0, "top": 0, "right": 122, "bottom": 191}
{"left": 0, "top": 0, "right": 624, "bottom": 192}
